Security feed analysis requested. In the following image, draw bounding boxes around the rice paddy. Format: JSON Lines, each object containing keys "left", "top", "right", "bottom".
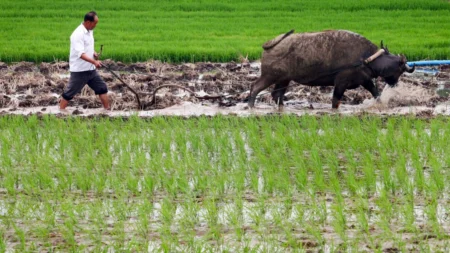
{"left": 0, "top": 0, "right": 449, "bottom": 62}
{"left": 1, "top": 0, "right": 450, "bottom": 252}
{"left": 1, "top": 114, "right": 450, "bottom": 252}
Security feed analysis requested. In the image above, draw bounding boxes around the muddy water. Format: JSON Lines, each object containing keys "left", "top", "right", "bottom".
{"left": 0, "top": 61, "right": 448, "bottom": 117}
{"left": 2, "top": 189, "right": 449, "bottom": 252}
{"left": 2, "top": 124, "right": 450, "bottom": 251}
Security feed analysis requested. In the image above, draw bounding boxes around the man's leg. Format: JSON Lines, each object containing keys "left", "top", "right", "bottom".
{"left": 60, "top": 72, "right": 88, "bottom": 111}
{"left": 87, "top": 70, "right": 110, "bottom": 110}
{"left": 99, "top": 93, "right": 110, "bottom": 110}
{"left": 59, "top": 98, "right": 69, "bottom": 110}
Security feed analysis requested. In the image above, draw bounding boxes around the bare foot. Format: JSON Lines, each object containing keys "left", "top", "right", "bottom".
{"left": 100, "top": 108, "right": 111, "bottom": 114}
{"left": 59, "top": 108, "right": 69, "bottom": 115}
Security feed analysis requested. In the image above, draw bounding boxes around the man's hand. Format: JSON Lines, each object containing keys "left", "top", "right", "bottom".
{"left": 93, "top": 60, "right": 102, "bottom": 68}
{"left": 80, "top": 53, "right": 102, "bottom": 68}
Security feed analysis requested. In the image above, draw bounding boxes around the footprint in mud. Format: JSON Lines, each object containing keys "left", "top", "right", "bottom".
{"left": 72, "top": 109, "right": 83, "bottom": 115}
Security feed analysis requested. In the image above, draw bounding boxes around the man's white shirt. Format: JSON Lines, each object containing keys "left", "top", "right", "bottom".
{"left": 69, "top": 23, "right": 96, "bottom": 72}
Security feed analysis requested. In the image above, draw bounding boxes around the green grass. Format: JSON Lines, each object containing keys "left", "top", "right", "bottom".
{"left": 0, "top": 0, "right": 449, "bottom": 63}
{"left": 0, "top": 114, "right": 450, "bottom": 251}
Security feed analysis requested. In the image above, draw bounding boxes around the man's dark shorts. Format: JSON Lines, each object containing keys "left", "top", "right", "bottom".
{"left": 62, "top": 70, "right": 108, "bottom": 101}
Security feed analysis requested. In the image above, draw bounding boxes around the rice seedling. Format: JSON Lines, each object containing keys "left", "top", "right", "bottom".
{"left": 310, "top": 145, "right": 326, "bottom": 192}
{"left": 1, "top": 115, "right": 450, "bottom": 251}
{"left": 226, "top": 196, "right": 245, "bottom": 241}
{"left": 401, "top": 192, "right": 417, "bottom": 233}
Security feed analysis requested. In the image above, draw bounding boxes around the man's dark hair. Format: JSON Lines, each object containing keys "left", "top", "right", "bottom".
{"left": 84, "top": 11, "right": 97, "bottom": 22}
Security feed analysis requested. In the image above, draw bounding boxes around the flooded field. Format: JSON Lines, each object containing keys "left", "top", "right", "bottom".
{"left": 1, "top": 114, "right": 450, "bottom": 252}
{"left": 0, "top": 60, "right": 449, "bottom": 117}
{"left": 1, "top": 60, "right": 450, "bottom": 252}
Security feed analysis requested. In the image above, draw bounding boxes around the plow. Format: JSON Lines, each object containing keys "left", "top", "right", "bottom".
{"left": 99, "top": 45, "right": 233, "bottom": 110}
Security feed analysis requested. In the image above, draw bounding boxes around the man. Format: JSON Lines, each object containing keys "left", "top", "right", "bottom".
{"left": 59, "top": 11, "right": 110, "bottom": 113}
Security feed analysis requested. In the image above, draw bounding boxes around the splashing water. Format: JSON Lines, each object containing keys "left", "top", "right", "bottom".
{"left": 363, "top": 79, "right": 437, "bottom": 109}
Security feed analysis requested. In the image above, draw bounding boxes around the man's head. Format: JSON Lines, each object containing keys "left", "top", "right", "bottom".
{"left": 83, "top": 11, "right": 98, "bottom": 30}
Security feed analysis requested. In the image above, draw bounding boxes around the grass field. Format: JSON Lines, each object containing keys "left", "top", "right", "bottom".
{"left": 0, "top": 0, "right": 449, "bottom": 63}
{"left": 1, "top": 114, "right": 450, "bottom": 251}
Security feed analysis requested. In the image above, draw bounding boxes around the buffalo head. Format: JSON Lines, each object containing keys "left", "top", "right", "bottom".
{"left": 367, "top": 47, "right": 415, "bottom": 86}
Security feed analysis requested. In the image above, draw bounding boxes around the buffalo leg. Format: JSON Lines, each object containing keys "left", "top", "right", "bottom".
{"left": 332, "top": 84, "right": 346, "bottom": 109}
{"left": 361, "top": 80, "right": 379, "bottom": 98}
{"left": 248, "top": 75, "right": 275, "bottom": 107}
{"left": 271, "top": 80, "right": 290, "bottom": 106}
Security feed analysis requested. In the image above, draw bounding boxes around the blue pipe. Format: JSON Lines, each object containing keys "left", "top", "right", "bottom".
{"left": 415, "top": 69, "right": 440, "bottom": 74}
{"left": 407, "top": 60, "right": 450, "bottom": 67}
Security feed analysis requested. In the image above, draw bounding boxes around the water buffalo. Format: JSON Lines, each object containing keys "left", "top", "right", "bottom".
{"left": 248, "top": 30, "right": 415, "bottom": 108}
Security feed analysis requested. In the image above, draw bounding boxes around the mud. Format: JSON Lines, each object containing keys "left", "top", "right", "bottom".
{"left": 0, "top": 60, "right": 449, "bottom": 117}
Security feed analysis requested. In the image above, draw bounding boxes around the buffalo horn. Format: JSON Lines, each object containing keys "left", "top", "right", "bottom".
{"left": 364, "top": 49, "right": 385, "bottom": 64}
{"left": 405, "top": 63, "right": 415, "bottom": 73}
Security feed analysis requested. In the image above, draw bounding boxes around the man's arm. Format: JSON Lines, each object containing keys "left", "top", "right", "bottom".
{"left": 80, "top": 53, "right": 102, "bottom": 68}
